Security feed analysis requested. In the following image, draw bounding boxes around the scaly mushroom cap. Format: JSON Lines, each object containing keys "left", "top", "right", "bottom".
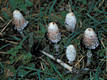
{"left": 66, "top": 44, "right": 76, "bottom": 63}
{"left": 47, "top": 22, "right": 61, "bottom": 43}
{"left": 65, "top": 12, "right": 76, "bottom": 32}
{"left": 13, "top": 10, "right": 28, "bottom": 31}
{"left": 83, "top": 28, "right": 99, "bottom": 49}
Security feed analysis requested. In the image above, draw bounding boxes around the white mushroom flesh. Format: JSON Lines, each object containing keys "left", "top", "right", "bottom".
{"left": 66, "top": 44, "right": 76, "bottom": 64}
{"left": 65, "top": 12, "right": 76, "bottom": 32}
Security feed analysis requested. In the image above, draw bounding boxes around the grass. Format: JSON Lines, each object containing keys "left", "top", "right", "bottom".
{"left": 0, "top": 0, "right": 107, "bottom": 80}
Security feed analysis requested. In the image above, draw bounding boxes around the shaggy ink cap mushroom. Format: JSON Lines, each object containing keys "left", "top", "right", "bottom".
{"left": 83, "top": 28, "right": 99, "bottom": 66}
{"left": 65, "top": 12, "right": 76, "bottom": 32}
{"left": 47, "top": 22, "right": 61, "bottom": 44}
{"left": 66, "top": 44, "right": 76, "bottom": 64}
{"left": 13, "top": 10, "right": 28, "bottom": 32}
{"left": 83, "top": 28, "right": 99, "bottom": 49}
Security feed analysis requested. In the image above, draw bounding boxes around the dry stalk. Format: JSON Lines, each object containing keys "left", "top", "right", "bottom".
{"left": 40, "top": 51, "right": 73, "bottom": 72}
{"left": 1, "top": 39, "right": 18, "bottom": 45}
{"left": 0, "top": 19, "right": 12, "bottom": 33}
{"left": 106, "top": 47, "right": 107, "bottom": 72}
{"left": 0, "top": 16, "right": 4, "bottom": 21}
{"left": 40, "top": 62, "right": 44, "bottom": 70}
{"left": 101, "top": 40, "right": 105, "bottom": 48}
{"left": 75, "top": 56, "right": 84, "bottom": 67}
{"left": 0, "top": 52, "right": 6, "bottom": 54}
{"left": 98, "top": 0, "right": 104, "bottom": 8}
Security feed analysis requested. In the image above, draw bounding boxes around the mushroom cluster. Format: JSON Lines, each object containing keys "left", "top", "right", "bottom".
{"left": 12, "top": 8, "right": 99, "bottom": 67}
{"left": 46, "top": 11, "right": 99, "bottom": 66}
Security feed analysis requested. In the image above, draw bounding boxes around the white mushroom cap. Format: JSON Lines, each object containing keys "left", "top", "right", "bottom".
{"left": 47, "top": 22, "right": 61, "bottom": 43}
{"left": 65, "top": 12, "right": 76, "bottom": 32}
{"left": 66, "top": 44, "right": 76, "bottom": 64}
{"left": 48, "top": 22, "right": 59, "bottom": 33}
{"left": 13, "top": 10, "right": 28, "bottom": 31}
{"left": 83, "top": 28, "right": 99, "bottom": 49}
{"left": 13, "top": 10, "right": 23, "bottom": 19}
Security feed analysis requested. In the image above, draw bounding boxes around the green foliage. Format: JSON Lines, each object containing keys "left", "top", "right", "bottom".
{"left": 1, "top": 9, "right": 10, "bottom": 20}
{"left": 21, "top": 52, "right": 32, "bottom": 64}
{"left": 17, "top": 65, "right": 31, "bottom": 78}
{"left": 9, "top": 0, "right": 33, "bottom": 11}
{"left": 49, "top": 0, "right": 57, "bottom": 15}
{"left": 47, "top": 58, "right": 64, "bottom": 80}
{"left": 97, "top": 49, "right": 105, "bottom": 57}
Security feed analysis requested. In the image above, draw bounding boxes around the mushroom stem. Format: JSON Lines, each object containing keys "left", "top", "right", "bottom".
{"left": 86, "top": 50, "right": 92, "bottom": 66}
{"left": 68, "top": 61, "right": 73, "bottom": 64}
{"left": 18, "top": 30, "right": 25, "bottom": 38}
{"left": 54, "top": 43, "right": 59, "bottom": 53}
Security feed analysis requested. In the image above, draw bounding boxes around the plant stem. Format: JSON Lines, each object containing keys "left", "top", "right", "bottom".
{"left": 86, "top": 50, "right": 92, "bottom": 66}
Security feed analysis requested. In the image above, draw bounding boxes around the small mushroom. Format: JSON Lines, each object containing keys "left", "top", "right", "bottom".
{"left": 65, "top": 12, "right": 76, "bottom": 32}
{"left": 47, "top": 22, "right": 61, "bottom": 52}
{"left": 66, "top": 44, "right": 76, "bottom": 64}
{"left": 83, "top": 28, "right": 99, "bottom": 49}
{"left": 83, "top": 28, "right": 99, "bottom": 65}
{"left": 13, "top": 10, "right": 28, "bottom": 37}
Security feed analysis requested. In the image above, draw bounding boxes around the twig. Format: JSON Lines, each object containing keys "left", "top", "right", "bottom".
{"left": 0, "top": 52, "right": 6, "bottom": 54}
{"left": 75, "top": 56, "right": 84, "bottom": 67}
{"left": 0, "top": 16, "right": 4, "bottom": 22}
{"left": 40, "top": 62, "right": 44, "bottom": 70}
{"left": 106, "top": 47, "right": 107, "bottom": 72}
{"left": 80, "top": 20, "right": 82, "bottom": 28}
{"left": 40, "top": 51, "right": 73, "bottom": 72}
{"left": 0, "top": 19, "right": 12, "bottom": 33}
{"left": 98, "top": 0, "right": 104, "bottom": 8}
{"left": 1, "top": 39, "right": 18, "bottom": 45}
{"left": 101, "top": 40, "right": 105, "bottom": 48}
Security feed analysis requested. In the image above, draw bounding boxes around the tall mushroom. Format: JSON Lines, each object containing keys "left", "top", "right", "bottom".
{"left": 66, "top": 44, "right": 76, "bottom": 64}
{"left": 47, "top": 22, "right": 61, "bottom": 52}
{"left": 13, "top": 10, "right": 28, "bottom": 37}
{"left": 65, "top": 12, "right": 76, "bottom": 32}
{"left": 83, "top": 28, "right": 99, "bottom": 65}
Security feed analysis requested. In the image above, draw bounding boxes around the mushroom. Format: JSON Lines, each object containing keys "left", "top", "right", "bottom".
{"left": 83, "top": 28, "right": 99, "bottom": 65}
{"left": 47, "top": 22, "right": 61, "bottom": 52}
{"left": 13, "top": 10, "right": 28, "bottom": 37}
{"left": 65, "top": 12, "right": 76, "bottom": 32}
{"left": 66, "top": 44, "right": 76, "bottom": 64}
